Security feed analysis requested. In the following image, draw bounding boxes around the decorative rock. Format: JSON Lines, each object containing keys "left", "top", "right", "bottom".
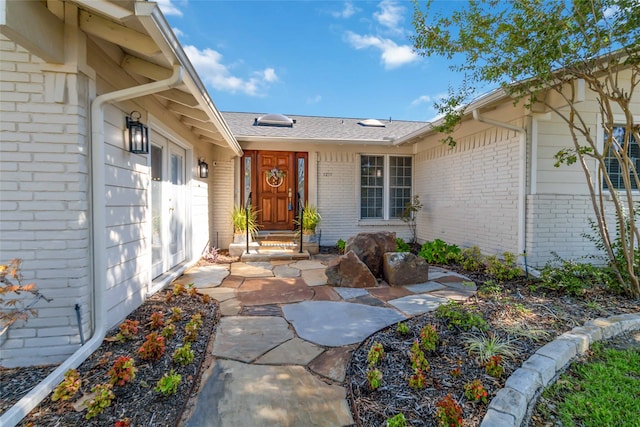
{"left": 382, "top": 252, "right": 429, "bottom": 286}
{"left": 345, "top": 231, "right": 396, "bottom": 277}
{"left": 325, "top": 250, "right": 377, "bottom": 288}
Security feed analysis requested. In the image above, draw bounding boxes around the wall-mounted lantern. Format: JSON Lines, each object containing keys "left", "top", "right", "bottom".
{"left": 198, "top": 158, "right": 209, "bottom": 178}
{"left": 126, "top": 111, "right": 149, "bottom": 154}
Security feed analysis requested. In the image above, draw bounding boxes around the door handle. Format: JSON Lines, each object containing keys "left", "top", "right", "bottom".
{"left": 288, "top": 188, "right": 293, "bottom": 211}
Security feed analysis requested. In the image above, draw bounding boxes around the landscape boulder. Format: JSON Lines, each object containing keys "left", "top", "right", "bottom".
{"left": 383, "top": 252, "right": 429, "bottom": 286}
{"left": 325, "top": 250, "right": 378, "bottom": 288}
{"left": 345, "top": 231, "right": 396, "bottom": 277}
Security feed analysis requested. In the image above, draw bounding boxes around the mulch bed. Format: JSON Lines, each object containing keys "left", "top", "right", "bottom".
{"left": 346, "top": 269, "right": 639, "bottom": 427}
{"left": 1, "top": 286, "right": 219, "bottom": 427}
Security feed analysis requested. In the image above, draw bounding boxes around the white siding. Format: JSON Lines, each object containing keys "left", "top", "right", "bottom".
{"left": 0, "top": 35, "right": 91, "bottom": 367}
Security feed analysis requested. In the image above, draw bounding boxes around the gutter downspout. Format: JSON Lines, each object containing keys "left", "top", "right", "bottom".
{"left": 472, "top": 109, "right": 528, "bottom": 267}
{"left": 0, "top": 65, "right": 183, "bottom": 427}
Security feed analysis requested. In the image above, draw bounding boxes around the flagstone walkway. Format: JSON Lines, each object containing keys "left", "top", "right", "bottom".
{"left": 178, "top": 254, "right": 477, "bottom": 427}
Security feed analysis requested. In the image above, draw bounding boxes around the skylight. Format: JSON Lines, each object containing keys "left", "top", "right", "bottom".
{"left": 254, "top": 113, "right": 295, "bottom": 127}
{"left": 358, "top": 119, "right": 386, "bottom": 127}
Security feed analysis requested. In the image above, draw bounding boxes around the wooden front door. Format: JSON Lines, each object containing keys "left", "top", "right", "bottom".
{"left": 242, "top": 150, "right": 307, "bottom": 231}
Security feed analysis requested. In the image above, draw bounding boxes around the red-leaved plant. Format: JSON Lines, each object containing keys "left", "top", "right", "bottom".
{"left": 108, "top": 356, "right": 137, "bottom": 386}
{"left": 138, "top": 332, "right": 165, "bottom": 360}
{"left": 435, "top": 394, "right": 463, "bottom": 427}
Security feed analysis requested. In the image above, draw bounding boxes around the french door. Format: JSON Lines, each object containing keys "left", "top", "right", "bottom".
{"left": 151, "top": 139, "right": 186, "bottom": 278}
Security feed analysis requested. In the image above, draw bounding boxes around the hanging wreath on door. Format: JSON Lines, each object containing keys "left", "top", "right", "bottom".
{"left": 265, "top": 167, "right": 286, "bottom": 188}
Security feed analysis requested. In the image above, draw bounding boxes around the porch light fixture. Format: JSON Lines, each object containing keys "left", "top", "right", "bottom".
{"left": 126, "top": 111, "right": 149, "bottom": 154}
{"left": 198, "top": 158, "right": 209, "bottom": 178}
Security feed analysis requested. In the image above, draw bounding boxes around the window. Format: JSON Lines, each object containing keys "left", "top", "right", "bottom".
{"left": 360, "top": 155, "right": 412, "bottom": 219}
{"left": 604, "top": 125, "right": 639, "bottom": 190}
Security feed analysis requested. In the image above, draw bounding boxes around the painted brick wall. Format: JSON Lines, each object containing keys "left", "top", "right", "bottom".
{"left": 414, "top": 125, "right": 522, "bottom": 257}
{"left": 0, "top": 35, "right": 91, "bottom": 367}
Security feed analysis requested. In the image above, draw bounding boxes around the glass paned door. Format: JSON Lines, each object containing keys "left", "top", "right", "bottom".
{"left": 169, "top": 147, "right": 185, "bottom": 266}
{"left": 151, "top": 145, "right": 163, "bottom": 278}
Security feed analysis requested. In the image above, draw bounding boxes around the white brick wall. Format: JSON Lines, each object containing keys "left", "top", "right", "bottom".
{"left": 0, "top": 35, "right": 91, "bottom": 367}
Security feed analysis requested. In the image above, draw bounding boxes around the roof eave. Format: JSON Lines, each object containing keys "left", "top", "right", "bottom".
{"left": 235, "top": 135, "right": 400, "bottom": 146}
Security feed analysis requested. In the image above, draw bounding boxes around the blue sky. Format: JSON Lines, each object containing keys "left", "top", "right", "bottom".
{"left": 157, "top": 0, "right": 467, "bottom": 122}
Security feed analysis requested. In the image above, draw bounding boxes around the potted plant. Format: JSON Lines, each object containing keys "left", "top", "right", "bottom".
{"left": 295, "top": 203, "right": 321, "bottom": 243}
{"left": 231, "top": 205, "right": 260, "bottom": 242}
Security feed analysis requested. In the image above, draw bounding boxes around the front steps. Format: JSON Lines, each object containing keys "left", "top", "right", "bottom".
{"left": 230, "top": 231, "right": 316, "bottom": 261}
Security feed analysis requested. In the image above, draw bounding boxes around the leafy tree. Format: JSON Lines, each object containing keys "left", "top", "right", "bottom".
{"left": 411, "top": 0, "right": 640, "bottom": 297}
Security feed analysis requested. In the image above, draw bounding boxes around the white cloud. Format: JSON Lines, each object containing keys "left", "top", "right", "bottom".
{"left": 173, "top": 27, "right": 184, "bottom": 38}
{"left": 374, "top": 0, "right": 405, "bottom": 32}
{"left": 183, "top": 45, "right": 278, "bottom": 96}
{"left": 332, "top": 2, "right": 358, "bottom": 19}
{"left": 306, "top": 95, "right": 322, "bottom": 104}
{"left": 345, "top": 31, "right": 418, "bottom": 69}
{"left": 156, "top": 0, "right": 183, "bottom": 17}
{"left": 410, "top": 95, "right": 431, "bottom": 107}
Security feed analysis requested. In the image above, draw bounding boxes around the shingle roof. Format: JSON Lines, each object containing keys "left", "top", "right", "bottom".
{"left": 221, "top": 112, "right": 428, "bottom": 143}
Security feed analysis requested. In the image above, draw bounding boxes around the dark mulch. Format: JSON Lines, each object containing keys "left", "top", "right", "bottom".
{"left": 1, "top": 286, "right": 219, "bottom": 427}
{"left": 346, "top": 268, "right": 639, "bottom": 427}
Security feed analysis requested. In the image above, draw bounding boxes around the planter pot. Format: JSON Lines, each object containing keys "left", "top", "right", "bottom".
{"left": 233, "top": 233, "right": 253, "bottom": 243}
{"left": 302, "top": 233, "right": 318, "bottom": 243}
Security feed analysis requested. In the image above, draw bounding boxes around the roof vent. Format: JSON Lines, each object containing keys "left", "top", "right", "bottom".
{"left": 358, "top": 119, "right": 386, "bottom": 127}
{"left": 254, "top": 113, "right": 295, "bottom": 127}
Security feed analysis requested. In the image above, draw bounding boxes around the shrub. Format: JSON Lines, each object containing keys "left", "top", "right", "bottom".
{"left": 410, "top": 339, "right": 430, "bottom": 372}
{"left": 484, "top": 355, "right": 504, "bottom": 378}
{"left": 408, "top": 369, "right": 427, "bottom": 389}
{"left": 138, "top": 332, "right": 165, "bottom": 360}
{"left": 155, "top": 370, "right": 181, "bottom": 396}
{"left": 395, "top": 238, "right": 411, "bottom": 253}
{"left": 366, "top": 368, "right": 382, "bottom": 390}
{"left": 170, "top": 307, "right": 183, "bottom": 322}
{"left": 116, "top": 319, "right": 139, "bottom": 342}
{"left": 337, "top": 239, "right": 346, "bottom": 254}
{"left": 52, "top": 369, "right": 81, "bottom": 402}
{"left": 435, "top": 394, "right": 463, "bottom": 427}
{"left": 367, "top": 341, "right": 385, "bottom": 366}
{"left": 460, "top": 245, "right": 484, "bottom": 271}
{"left": 149, "top": 311, "right": 165, "bottom": 329}
{"left": 419, "top": 324, "right": 438, "bottom": 352}
{"left": 108, "top": 356, "right": 137, "bottom": 386}
{"left": 435, "top": 301, "right": 489, "bottom": 332}
{"left": 418, "top": 239, "right": 461, "bottom": 264}
{"left": 464, "top": 379, "right": 489, "bottom": 403}
{"left": 85, "top": 383, "right": 114, "bottom": 419}
{"left": 386, "top": 413, "right": 407, "bottom": 427}
{"left": 396, "top": 322, "right": 410, "bottom": 335}
{"left": 172, "top": 283, "right": 186, "bottom": 296}
{"left": 172, "top": 343, "right": 195, "bottom": 366}
{"left": 535, "top": 253, "right": 610, "bottom": 296}
{"left": 484, "top": 252, "right": 522, "bottom": 282}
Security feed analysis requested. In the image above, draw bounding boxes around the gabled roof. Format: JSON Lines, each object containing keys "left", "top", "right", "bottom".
{"left": 222, "top": 112, "right": 427, "bottom": 144}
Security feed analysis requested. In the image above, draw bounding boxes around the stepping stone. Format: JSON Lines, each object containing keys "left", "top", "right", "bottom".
{"left": 308, "top": 346, "right": 355, "bottom": 382}
{"left": 404, "top": 281, "right": 446, "bottom": 293}
{"left": 427, "top": 268, "right": 455, "bottom": 280}
{"left": 185, "top": 360, "right": 353, "bottom": 427}
{"left": 350, "top": 294, "right": 387, "bottom": 307}
{"left": 219, "top": 298, "right": 241, "bottom": 316}
{"left": 368, "top": 286, "right": 413, "bottom": 301}
{"left": 437, "top": 277, "right": 477, "bottom": 291}
{"left": 301, "top": 268, "right": 328, "bottom": 286}
{"left": 212, "top": 316, "right": 293, "bottom": 363}
{"left": 220, "top": 275, "right": 244, "bottom": 289}
{"left": 231, "top": 262, "right": 274, "bottom": 278}
{"left": 388, "top": 294, "right": 449, "bottom": 316}
{"left": 431, "top": 288, "right": 476, "bottom": 301}
{"left": 283, "top": 301, "right": 406, "bottom": 347}
{"left": 237, "top": 277, "right": 313, "bottom": 306}
{"left": 198, "top": 287, "right": 235, "bottom": 302}
{"left": 175, "top": 264, "right": 230, "bottom": 288}
{"left": 240, "top": 304, "right": 282, "bottom": 317}
{"left": 255, "top": 337, "right": 324, "bottom": 365}
{"left": 333, "top": 287, "right": 368, "bottom": 300}
{"left": 290, "top": 260, "right": 326, "bottom": 270}
{"left": 312, "top": 286, "right": 341, "bottom": 302}
{"left": 273, "top": 264, "right": 301, "bottom": 278}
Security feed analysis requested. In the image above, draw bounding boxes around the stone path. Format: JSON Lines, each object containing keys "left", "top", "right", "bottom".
{"left": 180, "top": 255, "right": 477, "bottom": 427}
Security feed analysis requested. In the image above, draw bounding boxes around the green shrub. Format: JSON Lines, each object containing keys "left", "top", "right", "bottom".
{"left": 535, "top": 253, "right": 610, "bottom": 296}
{"left": 418, "top": 239, "right": 461, "bottom": 264}
{"left": 484, "top": 252, "right": 522, "bottom": 281}
{"left": 155, "top": 370, "right": 181, "bottom": 396}
{"left": 435, "top": 301, "right": 489, "bottom": 332}
{"left": 336, "top": 239, "right": 346, "bottom": 254}
{"left": 172, "top": 343, "right": 195, "bottom": 366}
{"left": 386, "top": 413, "right": 407, "bottom": 427}
{"left": 460, "top": 245, "right": 484, "bottom": 271}
{"left": 395, "top": 238, "right": 411, "bottom": 252}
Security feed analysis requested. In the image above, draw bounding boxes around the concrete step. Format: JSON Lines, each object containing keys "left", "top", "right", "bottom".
{"left": 241, "top": 249, "right": 310, "bottom": 262}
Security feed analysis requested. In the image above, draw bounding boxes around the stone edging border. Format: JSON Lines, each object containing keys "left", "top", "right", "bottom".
{"left": 479, "top": 312, "right": 640, "bottom": 427}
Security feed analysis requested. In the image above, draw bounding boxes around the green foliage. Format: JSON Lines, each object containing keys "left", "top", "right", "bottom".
{"left": 232, "top": 204, "right": 260, "bottom": 237}
{"left": 155, "top": 369, "right": 181, "bottom": 396}
{"left": 295, "top": 203, "right": 321, "bottom": 233}
{"left": 170, "top": 307, "right": 182, "bottom": 322}
{"left": 161, "top": 323, "right": 176, "bottom": 339}
{"left": 108, "top": 356, "right": 137, "bottom": 387}
{"left": 484, "top": 252, "right": 522, "bottom": 282}
{"left": 386, "top": 413, "right": 407, "bottom": 427}
{"left": 478, "top": 279, "right": 504, "bottom": 299}
{"left": 149, "top": 311, "right": 164, "bottom": 330}
{"left": 396, "top": 322, "right": 410, "bottom": 335}
{"left": 536, "top": 253, "right": 611, "bottom": 296}
{"left": 116, "top": 319, "right": 139, "bottom": 342}
{"left": 366, "top": 368, "right": 382, "bottom": 390}
{"left": 484, "top": 355, "right": 504, "bottom": 378}
{"left": 418, "top": 239, "right": 461, "bottom": 264}
{"left": 138, "top": 332, "right": 165, "bottom": 360}
{"left": 410, "top": 339, "right": 430, "bottom": 372}
{"left": 419, "top": 324, "right": 438, "bottom": 352}
{"left": 336, "top": 239, "right": 346, "bottom": 254}
{"left": 172, "top": 283, "right": 186, "bottom": 296}
{"left": 464, "top": 379, "right": 489, "bottom": 404}
{"left": 435, "top": 301, "right": 489, "bottom": 332}
{"left": 463, "top": 332, "right": 517, "bottom": 363}
{"left": 367, "top": 341, "right": 385, "bottom": 366}
{"left": 395, "top": 238, "right": 411, "bottom": 253}
{"left": 460, "top": 246, "right": 484, "bottom": 271}
{"left": 85, "top": 383, "right": 114, "bottom": 419}
{"left": 400, "top": 195, "right": 423, "bottom": 243}
{"left": 408, "top": 369, "right": 427, "bottom": 389}
{"left": 435, "top": 394, "right": 463, "bottom": 427}
{"left": 173, "top": 343, "right": 195, "bottom": 366}
{"left": 52, "top": 369, "right": 81, "bottom": 402}
{"left": 184, "top": 313, "right": 203, "bottom": 343}
{"left": 540, "top": 342, "right": 640, "bottom": 427}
